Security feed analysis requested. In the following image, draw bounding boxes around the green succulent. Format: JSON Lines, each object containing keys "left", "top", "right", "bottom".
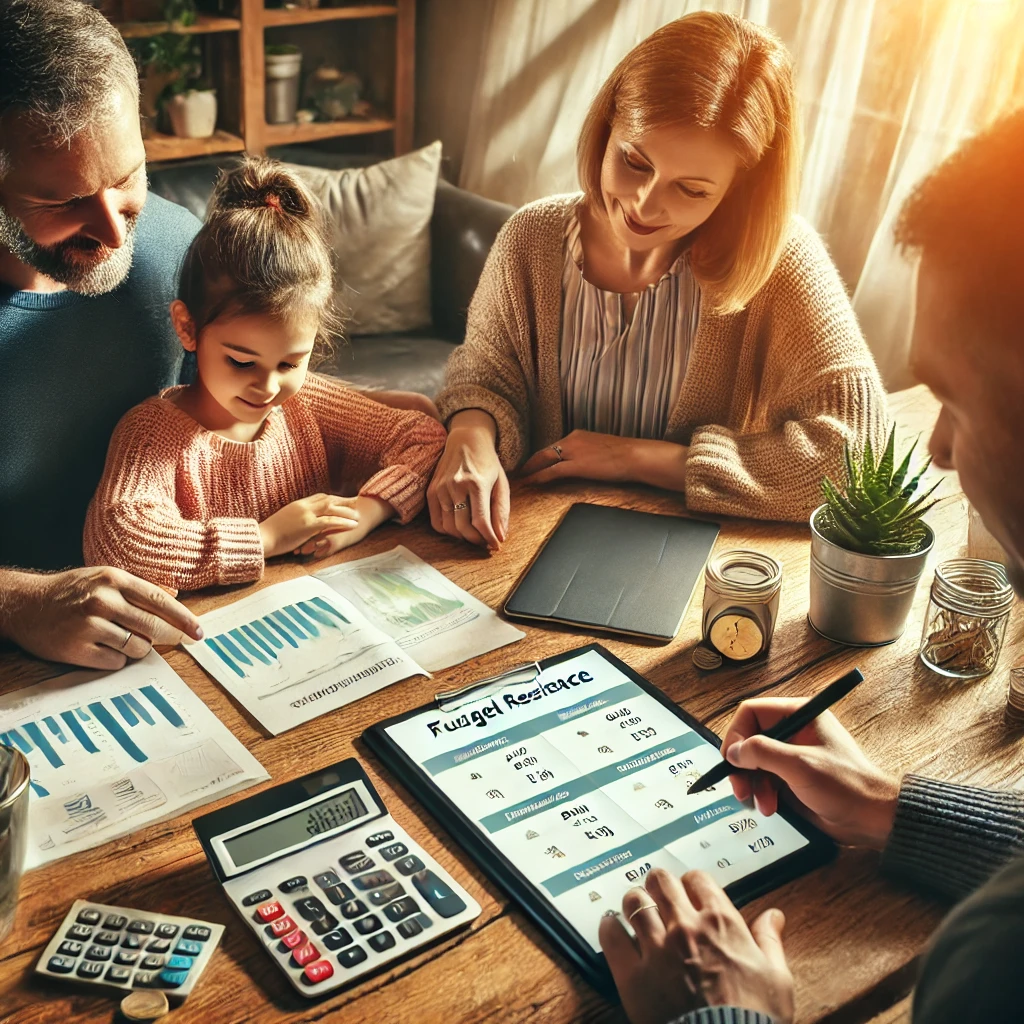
{"left": 817, "top": 427, "right": 940, "bottom": 556}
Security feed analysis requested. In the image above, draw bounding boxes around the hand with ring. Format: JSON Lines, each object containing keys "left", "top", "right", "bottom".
{"left": 519, "top": 429, "right": 640, "bottom": 485}
{"left": 599, "top": 868, "right": 794, "bottom": 1024}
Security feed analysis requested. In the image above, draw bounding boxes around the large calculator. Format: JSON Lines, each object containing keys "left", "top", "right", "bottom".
{"left": 193, "top": 758, "right": 480, "bottom": 997}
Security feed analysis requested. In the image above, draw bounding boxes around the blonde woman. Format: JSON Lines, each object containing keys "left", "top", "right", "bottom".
{"left": 429, "top": 11, "right": 886, "bottom": 549}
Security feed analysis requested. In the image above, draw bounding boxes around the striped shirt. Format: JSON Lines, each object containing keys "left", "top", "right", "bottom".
{"left": 559, "top": 209, "right": 701, "bottom": 439}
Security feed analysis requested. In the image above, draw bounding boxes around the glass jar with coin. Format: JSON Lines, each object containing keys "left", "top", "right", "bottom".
{"left": 701, "top": 550, "right": 783, "bottom": 663}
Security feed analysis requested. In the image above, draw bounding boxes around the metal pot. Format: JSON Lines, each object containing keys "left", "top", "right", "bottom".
{"left": 808, "top": 504, "right": 934, "bottom": 646}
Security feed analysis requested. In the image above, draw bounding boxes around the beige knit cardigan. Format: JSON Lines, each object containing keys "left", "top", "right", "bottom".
{"left": 435, "top": 193, "right": 888, "bottom": 523}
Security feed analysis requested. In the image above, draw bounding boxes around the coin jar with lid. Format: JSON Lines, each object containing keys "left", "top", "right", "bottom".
{"left": 702, "top": 550, "right": 783, "bottom": 662}
{"left": 919, "top": 559, "right": 1015, "bottom": 679}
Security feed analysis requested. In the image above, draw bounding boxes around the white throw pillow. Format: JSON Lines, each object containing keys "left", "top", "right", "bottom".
{"left": 286, "top": 140, "right": 442, "bottom": 336}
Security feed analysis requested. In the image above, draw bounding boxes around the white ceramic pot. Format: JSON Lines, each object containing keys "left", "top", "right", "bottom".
{"left": 166, "top": 89, "right": 217, "bottom": 139}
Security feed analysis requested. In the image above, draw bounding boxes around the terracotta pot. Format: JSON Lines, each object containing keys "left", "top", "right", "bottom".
{"left": 166, "top": 89, "right": 217, "bottom": 139}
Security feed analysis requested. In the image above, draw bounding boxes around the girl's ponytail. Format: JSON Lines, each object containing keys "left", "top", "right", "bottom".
{"left": 209, "top": 157, "right": 315, "bottom": 220}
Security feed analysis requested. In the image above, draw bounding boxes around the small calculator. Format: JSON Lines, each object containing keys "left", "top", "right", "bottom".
{"left": 35, "top": 900, "right": 223, "bottom": 998}
{"left": 192, "top": 758, "right": 480, "bottom": 997}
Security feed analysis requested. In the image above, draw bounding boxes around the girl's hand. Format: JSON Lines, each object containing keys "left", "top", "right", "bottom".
{"left": 295, "top": 495, "right": 394, "bottom": 559}
{"left": 259, "top": 494, "right": 360, "bottom": 559}
{"left": 519, "top": 430, "right": 638, "bottom": 484}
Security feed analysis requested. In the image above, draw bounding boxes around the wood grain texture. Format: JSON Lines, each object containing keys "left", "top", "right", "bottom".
{"left": 2, "top": 387, "right": 1018, "bottom": 1024}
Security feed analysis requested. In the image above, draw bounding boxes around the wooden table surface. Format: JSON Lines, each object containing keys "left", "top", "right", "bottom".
{"left": 2, "top": 385, "right": 1022, "bottom": 1024}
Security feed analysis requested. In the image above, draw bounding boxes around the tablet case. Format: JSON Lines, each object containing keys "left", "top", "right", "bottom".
{"left": 504, "top": 503, "right": 720, "bottom": 641}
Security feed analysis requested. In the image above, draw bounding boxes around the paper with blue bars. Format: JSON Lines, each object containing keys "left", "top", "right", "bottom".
{"left": 183, "top": 576, "right": 426, "bottom": 734}
{"left": 0, "top": 652, "right": 268, "bottom": 869}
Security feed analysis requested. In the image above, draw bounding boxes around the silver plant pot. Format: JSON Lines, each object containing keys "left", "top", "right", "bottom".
{"left": 808, "top": 505, "right": 934, "bottom": 646}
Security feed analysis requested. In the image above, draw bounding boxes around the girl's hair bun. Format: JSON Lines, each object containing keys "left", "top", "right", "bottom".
{"left": 209, "top": 155, "right": 313, "bottom": 219}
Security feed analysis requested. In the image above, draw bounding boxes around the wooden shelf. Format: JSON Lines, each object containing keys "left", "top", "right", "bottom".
{"left": 116, "top": 14, "right": 241, "bottom": 38}
{"left": 144, "top": 129, "right": 246, "bottom": 163}
{"left": 262, "top": 5, "right": 397, "bottom": 28}
{"left": 263, "top": 117, "right": 395, "bottom": 145}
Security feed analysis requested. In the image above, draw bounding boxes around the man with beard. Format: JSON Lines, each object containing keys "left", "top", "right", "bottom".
{"left": 0, "top": 0, "right": 203, "bottom": 668}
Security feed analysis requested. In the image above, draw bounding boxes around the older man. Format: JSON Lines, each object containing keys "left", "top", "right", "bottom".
{"left": 601, "top": 108, "right": 1024, "bottom": 1024}
{"left": 0, "top": 0, "right": 203, "bottom": 667}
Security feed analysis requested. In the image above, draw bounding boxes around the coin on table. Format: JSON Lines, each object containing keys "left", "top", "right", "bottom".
{"left": 691, "top": 644, "right": 723, "bottom": 671}
{"left": 120, "top": 989, "right": 169, "bottom": 1021}
{"left": 709, "top": 612, "right": 764, "bottom": 661}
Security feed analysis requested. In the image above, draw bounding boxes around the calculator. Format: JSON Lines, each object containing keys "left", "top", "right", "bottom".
{"left": 35, "top": 900, "right": 223, "bottom": 998}
{"left": 192, "top": 758, "right": 480, "bottom": 996}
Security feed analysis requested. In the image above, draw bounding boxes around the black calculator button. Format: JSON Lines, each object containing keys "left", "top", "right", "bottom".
{"left": 115, "top": 950, "right": 140, "bottom": 966}
{"left": 132, "top": 969, "right": 161, "bottom": 988}
{"left": 379, "top": 843, "right": 409, "bottom": 861}
{"left": 85, "top": 945, "right": 111, "bottom": 961}
{"left": 127, "top": 919, "right": 154, "bottom": 935}
{"left": 337, "top": 945, "right": 368, "bottom": 969}
{"left": 411, "top": 870, "right": 467, "bottom": 919}
{"left": 279, "top": 875, "right": 308, "bottom": 894}
{"left": 339, "top": 899, "right": 367, "bottom": 920}
{"left": 103, "top": 914, "right": 127, "bottom": 930}
{"left": 57, "top": 940, "right": 83, "bottom": 957}
{"left": 94, "top": 930, "right": 120, "bottom": 945}
{"left": 182, "top": 925, "right": 211, "bottom": 942}
{"left": 368, "top": 932, "right": 396, "bottom": 953}
{"left": 365, "top": 831, "right": 394, "bottom": 848}
{"left": 155, "top": 923, "right": 179, "bottom": 939}
{"left": 314, "top": 870, "right": 342, "bottom": 889}
{"left": 353, "top": 870, "right": 394, "bottom": 890}
{"left": 121, "top": 934, "right": 142, "bottom": 949}
{"left": 309, "top": 913, "right": 340, "bottom": 936}
{"left": 106, "top": 965, "right": 133, "bottom": 984}
{"left": 76, "top": 908, "right": 101, "bottom": 926}
{"left": 397, "top": 918, "right": 423, "bottom": 940}
{"left": 66, "top": 924, "right": 93, "bottom": 941}
{"left": 294, "top": 896, "right": 328, "bottom": 921}
{"left": 242, "top": 888, "right": 273, "bottom": 907}
{"left": 383, "top": 898, "right": 419, "bottom": 923}
{"left": 47, "top": 955, "right": 76, "bottom": 973}
{"left": 322, "top": 928, "right": 353, "bottom": 951}
{"left": 369, "top": 882, "right": 406, "bottom": 907}
{"left": 353, "top": 915, "right": 382, "bottom": 935}
{"left": 340, "top": 852, "right": 375, "bottom": 874}
{"left": 140, "top": 954, "right": 166, "bottom": 970}
{"left": 146, "top": 938, "right": 171, "bottom": 954}
{"left": 395, "top": 855, "right": 426, "bottom": 876}
{"left": 322, "top": 883, "right": 354, "bottom": 906}
{"left": 77, "top": 960, "right": 105, "bottom": 979}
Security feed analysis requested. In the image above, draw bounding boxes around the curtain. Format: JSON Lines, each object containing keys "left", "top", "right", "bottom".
{"left": 450, "top": 0, "right": 1024, "bottom": 389}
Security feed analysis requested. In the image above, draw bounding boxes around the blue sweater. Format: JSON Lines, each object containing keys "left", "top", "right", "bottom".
{"left": 0, "top": 193, "right": 200, "bottom": 571}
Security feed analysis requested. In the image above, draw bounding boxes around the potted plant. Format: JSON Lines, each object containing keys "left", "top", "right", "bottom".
{"left": 808, "top": 428, "right": 940, "bottom": 646}
{"left": 137, "top": 33, "right": 217, "bottom": 139}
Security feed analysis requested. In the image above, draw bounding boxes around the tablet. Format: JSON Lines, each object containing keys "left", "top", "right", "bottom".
{"left": 363, "top": 644, "right": 834, "bottom": 995}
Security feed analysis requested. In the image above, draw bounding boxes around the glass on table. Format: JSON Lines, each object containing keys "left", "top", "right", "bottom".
{"left": 0, "top": 746, "right": 31, "bottom": 945}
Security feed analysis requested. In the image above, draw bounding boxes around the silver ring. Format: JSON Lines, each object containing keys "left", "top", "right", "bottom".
{"left": 550, "top": 444, "right": 563, "bottom": 461}
{"left": 452, "top": 501, "right": 469, "bottom": 511}
{"left": 627, "top": 902, "right": 659, "bottom": 923}
{"left": 120, "top": 629, "right": 133, "bottom": 650}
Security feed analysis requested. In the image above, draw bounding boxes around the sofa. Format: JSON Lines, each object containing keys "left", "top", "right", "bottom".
{"left": 147, "top": 150, "right": 515, "bottom": 397}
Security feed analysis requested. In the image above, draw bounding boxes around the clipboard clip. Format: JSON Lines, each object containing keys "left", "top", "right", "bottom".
{"left": 434, "top": 662, "right": 541, "bottom": 713}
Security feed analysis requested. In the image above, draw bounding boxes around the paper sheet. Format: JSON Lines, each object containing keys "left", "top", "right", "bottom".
{"left": 183, "top": 576, "right": 426, "bottom": 735}
{"left": 0, "top": 652, "right": 268, "bottom": 869}
{"left": 315, "top": 545, "right": 524, "bottom": 671}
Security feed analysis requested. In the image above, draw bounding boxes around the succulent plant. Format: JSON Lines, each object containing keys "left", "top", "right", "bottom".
{"left": 817, "top": 427, "right": 940, "bottom": 556}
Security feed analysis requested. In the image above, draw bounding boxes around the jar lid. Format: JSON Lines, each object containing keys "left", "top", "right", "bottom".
{"left": 706, "top": 549, "right": 782, "bottom": 600}
{"left": 931, "top": 558, "right": 1016, "bottom": 617}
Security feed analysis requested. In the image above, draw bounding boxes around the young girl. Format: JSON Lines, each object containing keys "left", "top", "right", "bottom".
{"left": 84, "top": 157, "right": 447, "bottom": 592}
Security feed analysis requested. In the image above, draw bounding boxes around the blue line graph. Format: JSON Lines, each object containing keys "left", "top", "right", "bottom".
{"left": 202, "top": 597, "right": 350, "bottom": 679}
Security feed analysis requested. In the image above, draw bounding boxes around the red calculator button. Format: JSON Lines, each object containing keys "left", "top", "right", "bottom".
{"left": 291, "top": 941, "right": 320, "bottom": 967}
{"left": 281, "top": 929, "right": 307, "bottom": 950}
{"left": 304, "top": 959, "right": 334, "bottom": 985}
{"left": 267, "top": 915, "right": 297, "bottom": 938}
{"left": 256, "top": 901, "right": 284, "bottom": 923}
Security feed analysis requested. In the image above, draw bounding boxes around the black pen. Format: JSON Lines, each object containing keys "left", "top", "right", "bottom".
{"left": 686, "top": 667, "right": 865, "bottom": 795}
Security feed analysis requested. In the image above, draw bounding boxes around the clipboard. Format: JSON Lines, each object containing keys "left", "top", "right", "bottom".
{"left": 362, "top": 644, "right": 834, "bottom": 996}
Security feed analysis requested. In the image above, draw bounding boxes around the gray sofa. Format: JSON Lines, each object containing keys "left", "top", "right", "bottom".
{"left": 148, "top": 151, "right": 515, "bottom": 397}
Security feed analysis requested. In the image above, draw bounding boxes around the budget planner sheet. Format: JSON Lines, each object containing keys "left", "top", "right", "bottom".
{"left": 381, "top": 648, "right": 811, "bottom": 951}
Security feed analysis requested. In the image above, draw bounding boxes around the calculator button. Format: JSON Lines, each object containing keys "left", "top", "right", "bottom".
{"left": 256, "top": 901, "right": 285, "bottom": 923}
{"left": 242, "top": 888, "right": 273, "bottom": 907}
{"left": 182, "top": 925, "right": 211, "bottom": 942}
{"left": 340, "top": 852, "right": 375, "bottom": 874}
{"left": 94, "top": 930, "right": 121, "bottom": 945}
{"left": 397, "top": 918, "right": 423, "bottom": 940}
{"left": 279, "top": 875, "right": 308, "bottom": 894}
{"left": 159, "top": 968, "right": 190, "bottom": 989}
{"left": 337, "top": 946, "right": 368, "bottom": 969}
{"left": 266, "top": 914, "right": 298, "bottom": 939}
{"left": 121, "top": 934, "right": 143, "bottom": 950}
{"left": 47, "top": 955, "right": 76, "bottom": 973}
{"left": 77, "top": 960, "right": 105, "bottom": 979}
{"left": 155, "top": 923, "right": 179, "bottom": 940}
{"left": 353, "top": 915, "right": 381, "bottom": 935}
{"left": 281, "top": 928, "right": 308, "bottom": 950}
{"left": 66, "top": 924, "right": 93, "bottom": 941}
{"left": 146, "top": 938, "right": 171, "bottom": 954}
{"left": 395, "top": 855, "right": 426, "bottom": 876}
{"left": 369, "top": 882, "right": 406, "bottom": 907}
{"left": 411, "top": 870, "right": 468, "bottom": 919}
{"left": 290, "top": 941, "right": 320, "bottom": 968}
{"left": 313, "top": 870, "right": 342, "bottom": 889}
{"left": 140, "top": 955, "right": 166, "bottom": 970}
{"left": 115, "top": 950, "right": 140, "bottom": 966}
{"left": 368, "top": 932, "right": 396, "bottom": 953}
{"left": 76, "top": 908, "right": 101, "bottom": 926}
{"left": 365, "top": 831, "right": 395, "bottom": 848}
{"left": 174, "top": 939, "right": 202, "bottom": 957}
{"left": 383, "top": 897, "right": 419, "bottom": 923}
{"left": 322, "top": 883, "right": 354, "bottom": 906}
{"left": 127, "top": 919, "right": 154, "bottom": 935}
{"left": 379, "top": 843, "right": 409, "bottom": 861}
{"left": 353, "top": 870, "right": 394, "bottom": 890}
{"left": 103, "top": 914, "right": 127, "bottom": 930}
{"left": 106, "top": 965, "right": 133, "bottom": 984}
{"left": 85, "top": 945, "right": 111, "bottom": 961}
{"left": 339, "top": 899, "right": 368, "bottom": 920}
{"left": 132, "top": 970, "right": 161, "bottom": 988}
{"left": 322, "top": 928, "right": 353, "bottom": 951}
{"left": 57, "top": 940, "right": 83, "bottom": 957}
{"left": 303, "top": 959, "right": 335, "bottom": 985}
{"left": 166, "top": 954, "right": 194, "bottom": 971}
{"left": 310, "top": 915, "right": 340, "bottom": 937}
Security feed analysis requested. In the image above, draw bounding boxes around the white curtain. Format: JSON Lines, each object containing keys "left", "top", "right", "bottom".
{"left": 452, "top": 0, "right": 1024, "bottom": 389}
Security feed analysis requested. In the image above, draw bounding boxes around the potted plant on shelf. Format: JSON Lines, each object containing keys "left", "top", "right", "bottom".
{"left": 136, "top": 33, "right": 217, "bottom": 139}
{"left": 808, "top": 427, "right": 940, "bottom": 646}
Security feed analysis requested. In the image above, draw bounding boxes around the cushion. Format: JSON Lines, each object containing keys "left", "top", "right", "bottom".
{"left": 286, "top": 141, "right": 442, "bottom": 336}
{"left": 323, "top": 333, "right": 457, "bottom": 399}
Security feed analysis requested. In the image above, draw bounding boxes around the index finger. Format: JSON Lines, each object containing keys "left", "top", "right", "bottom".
{"left": 463, "top": 482, "right": 500, "bottom": 549}
{"left": 680, "top": 870, "right": 740, "bottom": 918}
{"left": 721, "top": 698, "right": 809, "bottom": 750}
{"left": 118, "top": 575, "right": 203, "bottom": 641}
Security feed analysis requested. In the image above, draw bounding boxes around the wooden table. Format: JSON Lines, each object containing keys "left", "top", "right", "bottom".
{"left": 2, "top": 386, "right": 1022, "bottom": 1024}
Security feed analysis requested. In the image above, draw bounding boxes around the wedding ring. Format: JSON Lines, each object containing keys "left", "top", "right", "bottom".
{"left": 550, "top": 444, "right": 563, "bottom": 461}
{"left": 627, "top": 902, "right": 659, "bottom": 923}
{"left": 452, "top": 501, "right": 469, "bottom": 511}
{"left": 120, "top": 630, "right": 133, "bottom": 650}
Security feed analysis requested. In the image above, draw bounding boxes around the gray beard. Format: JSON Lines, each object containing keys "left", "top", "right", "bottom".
{"left": 0, "top": 204, "right": 137, "bottom": 296}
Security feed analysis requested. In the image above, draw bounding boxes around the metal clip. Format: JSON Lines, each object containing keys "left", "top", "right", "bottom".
{"left": 434, "top": 662, "right": 541, "bottom": 712}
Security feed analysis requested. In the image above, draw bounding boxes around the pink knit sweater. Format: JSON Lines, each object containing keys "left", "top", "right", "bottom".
{"left": 83, "top": 373, "right": 447, "bottom": 591}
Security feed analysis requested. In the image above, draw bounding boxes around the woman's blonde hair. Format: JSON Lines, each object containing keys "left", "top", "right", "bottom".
{"left": 577, "top": 12, "right": 801, "bottom": 313}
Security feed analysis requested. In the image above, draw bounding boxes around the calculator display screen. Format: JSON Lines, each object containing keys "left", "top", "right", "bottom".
{"left": 223, "top": 788, "right": 368, "bottom": 868}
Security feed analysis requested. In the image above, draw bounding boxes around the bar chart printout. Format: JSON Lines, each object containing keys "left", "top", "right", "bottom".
{"left": 183, "top": 576, "right": 426, "bottom": 735}
{"left": 0, "top": 652, "right": 268, "bottom": 868}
